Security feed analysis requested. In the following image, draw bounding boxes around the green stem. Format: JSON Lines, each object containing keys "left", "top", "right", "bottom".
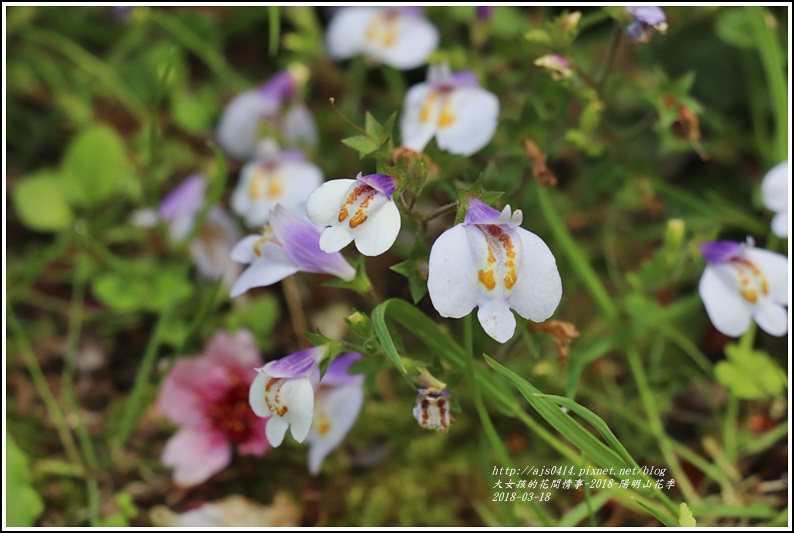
{"left": 536, "top": 187, "right": 619, "bottom": 325}
{"left": 7, "top": 307, "right": 82, "bottom": 467}
{"left": 596, "top": 22, "right": 622, "bottom": 91}
{"left": 746, "top": 6, "right": 788, "bottom": 162}
{"left": 464, "top": 315, "right": 552, "bottom": 526}
{"left": 626, "top": 347, "right": 701, "bottom": 505}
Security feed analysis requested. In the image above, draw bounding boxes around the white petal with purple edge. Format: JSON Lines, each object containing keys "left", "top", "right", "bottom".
{"left": 283, "top": 378, "right": 315, "bottom": 442}
{"left": 266, "top": 416, "right": 289, "bottom": 447}
{"left": 509, "top": 228, "right": 562, "bottom": 322}
{"left": 428, "top": 225, "right": 480, "bottom": 318}
{"left": 477, "top": 298, "right": 516, "bottom": 343}
{"left": 753, "top": 300, "right": 788, "bottom": 337}
{"left": 162, "top": 428, "right": 232, "bottom": 487}
{"left": 352, "top": 200, "right": 401, "bottom": 256}
{"left": 699, "top": 266, "right": 753, "bottom": 337}
{"left": 400, "top": 83, "right": 437, "bottom": 153}
{"left": 229, "top": 244, "right": 298, "bottom": 297}
{"left": 249, "top": 371, "right": 271, "bottom": 418}
{"left": 744, "top": 248, "right": 789, "bottom": 305}
{"left": 306, "top": 179, "right": 358, "bottom": 227}
{"left": 264, "top": 346, "right": 325, "bottom": 378}
{"left": 435, "top": 87, "right": 499, "bottom": 156}
{"left": 308, "top": 384, "right": 364, "bottom": 475}
{"left": 326, "top": 7, "right": 378, "bottom": 59}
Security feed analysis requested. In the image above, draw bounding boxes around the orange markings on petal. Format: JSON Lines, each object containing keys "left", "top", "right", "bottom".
{"left": 437, "top": 98, "right": 455, "bottom": 129}
{"left": 267, "top": 176, "right": 283, "bottom": 198}
{"left": 504, "top": 269, "right": 517, "bottom": 290}
{"left": 478, "top": 269, "right": 496, "bottom": 291}
{"left": 349, "top": 212, "right": 368, "bottom": 228}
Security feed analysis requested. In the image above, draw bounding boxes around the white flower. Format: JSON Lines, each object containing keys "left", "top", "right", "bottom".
{"left": 231, "top": 141, "right": 323, "bottom": 228}
{"left": 428, "top": 198, "right": 562, "bottom": 343}
{"left": 306, "top": 173, "right": 401, "bottom": 257}
{"left": 699, "top": 240, "right": 788, "bottom": 337}
{"left": 401, "top": 64, "right": 499, "bottom": 156}
{"left": 413, "top": 388, "right": 452, "bottom": 432}
{"left": 761, "top": 161, "right": 788, "bottom": 238}
{"left": 326, "top": 7, "right": 439, "bottom": 70}
{"left": 249, "top": 346, "right": 326, "bottom": 447}
{"left": 306, "top": 353, "right": 364, "bottom": 475}
{"left": 229, "top": 205, "right": 355, "bottom": 298}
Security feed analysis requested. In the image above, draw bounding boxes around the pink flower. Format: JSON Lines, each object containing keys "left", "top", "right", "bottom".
{"left": 157, "top": 330, "right": 269, "bottom": 487}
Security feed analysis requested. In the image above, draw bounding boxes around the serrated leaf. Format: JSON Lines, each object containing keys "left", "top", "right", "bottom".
{"left": 715, "top": 343, "right": 785, "bottom": 399}
{"left": 6, "top": 434, "right": 44, "bottom": 526}
{"left": 390, "top": 238, "right": 429, "bottom": 304}
{"left": 61, "top": 125, "right": 130, "bottom": 207}
{"left": 12, "top": 171, "right": 74, "bottom": 231}
{"left": 342, "top": 135, "right": 381, "bottom": 158}
{"left": 679, "top": 502, "right": 697, "bottom": 527}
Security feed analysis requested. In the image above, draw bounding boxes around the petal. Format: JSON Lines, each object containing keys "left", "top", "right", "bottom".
{"left": 358, "top": 173, "right": 396, "bottom": 199}
{"left": 263, "top": 346, "right": 326, "bottom": 378}
{"left": 162, "top": 428, "right": 231, "bottom": 487}
{"left": 265, "top": 416, "right": 289, "bottom": 447}
{"left": 307, "top": 384, "right": 364, "bottom": 475}
{"left": 160, "top": 174, "right": 206, "bottom": 222}
{"left": 700, "top": 240, "right": 743, "bottom": 265}
{"left": 236, "top": 419, "right": 270, "bottom": 456}
{"left": 477, "top": 298, "right": 516, "bottom": 343}
{"left": 230, "top": 235, "right": 264, "bottom": 264}
{"left": 761, "top": 161, "right": 788, "bottom": 212}
{"left": 698, "top": 266, "right": 753, "bottom": 337}
{"left": 400, "top": 83, "right": 437, "bottom": 153}
{"left": 320, "top": 352, "right": 364, "bottom": 388}
{"left": 745, "top": 248, "right": 788, "bottom": 306}
{"left": 158, "top": 357, "right": 224, "bottom": 427}
{"left": 771, "top": 212, "right": 788, "bottom": 238}
{"left": 464, "top": 197, "right": 503, "bottom": 225}
{"left": 229, "top": 245, "right": 298, "bottom": 298}
{"left": 190, "top": 207, "right": 241, "bottom": 287}
{"left": 372, "top": 14, "right": 439, "bottom": 70}
{"left": 249, "top": 371, "right": 272, "bottom": 418}
{"left": 216, "top": 90, "right": 265, "bottom": 160}
{"left": 753, "top": 300, "right": 788, "bottom": 337}
{"left": 282, "top": 104, "right": 319, "bottom": 147}
{"left": 306, "top": 179, "right": 358, "bottom": 227}
{"left": 283, "top": 378, "right": 315, "bottom": 443}
{"left": 352, "top": 200, "right": 401, "bottom": 256}
{"left": 326, "top": 7, "right": 377, "bottom": 60}
{"left": 427, "top": 225, "right": 480, "bottom": 318}
{"left": 278, "top": 162, "right": 324, "bottom": 210}
{"left": 205, "top": 330, "right": 263, "bottom": 369}
{"left": 509, "top": 228, "right": 563, "bottom": 322}
{"left": 319, "top": 224, "right": 356, "bottom": 254}
{"left": 435, "top": 87, "right": 499, "bottom": 156}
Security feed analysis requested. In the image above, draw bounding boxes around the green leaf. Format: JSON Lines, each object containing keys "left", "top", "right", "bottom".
{"left": 61, "top": 124, "right": 130, "bottom": 207}
{"left": 679, "top": 502, "right": 697, "bottom": 527}
{"left": 323, "top": 256, "right": 372, "bottom": 294}
{"left": 268, "top": 6, "right": 280, "bottom": 56}
{"left": 170, "top": 86, "right": 216, "bottom": 134}
{"left": 92, "top": 263, "right": 192, "bottom": 313}
{"left": 714, "top": 342, "right": 785, "bottom": 399}
{"left": 633, "top": 499, "right": 679, "bottom": 527}
{"left": 6, "top": 434, "right": 44, "bottom": 526}
{"left": 342, "top": 135, "right": 382, "bottom": 159}
{"left": 715, "top": 8, "right": 754, "bottom": 50}
{"left": 12, "top": 171, "right": 74, "bottom": 231}
{"left": 389, "top": 238, "right": 429, "bottom": 304}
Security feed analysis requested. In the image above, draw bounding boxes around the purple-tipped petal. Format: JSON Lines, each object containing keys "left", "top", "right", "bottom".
{"left": 321, "top": 353, "right": 364, "bottom": 387}
{"left": 626, "top": 6, "right": 666, "bottom": 26}
{"left": 398, "top": 6, "right": 423, "bottom": 17}
{"left": 263, "top": 346, "right": 326, "bottom": 379}
{"left": 476, "top": 6, "right": 494, "bottom": 21}
{"left": 258, "top": 71, "right": 297, "bottom": 108}
{"left": 358, "top": 174, "right": 397, "bottom": 199}
{"left": 280, "top": 148, "right": 308, "bottom": 164}
{"left": 464, "top": 197, "right": 503, "bottom": 225}
{"left": 451, "top": 70, "right": 480, "bottom": 88}
{"left": 700, "top": 240, "right": 743, "bottom": 265}
{"left": 160, "top": 174, "right": 206, "bottom": 222}
{"left": 269, "top": 206, "right": 356, "bottom": 280}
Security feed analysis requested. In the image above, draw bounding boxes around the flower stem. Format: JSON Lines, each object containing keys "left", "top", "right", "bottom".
{"left": 596, "top": 21, "right": 622, "bottom": 92}
{"left": 463, "top": 314, "right": 553, "bottom": 526}
{"left": 282, "top": 276, "right": 310, "bottom": 349}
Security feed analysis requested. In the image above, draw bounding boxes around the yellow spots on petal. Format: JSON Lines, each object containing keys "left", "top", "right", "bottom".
{"left": 267, "top": 174, "right": 283, "bottom": 199}
{"left": 487, "top": 247, "right": 496, "bottom": 264}
{"left": 248, "top": 168, "right": 282, "bottom": 200}
{"left": 349, "top": 211, "right": 368, "bottom": 228}
{"left": 315, "top": 412, "right": 332, "bottom": 436}
{"left": 263, "top": 377, "right": 289, "bottom": 418}
{"left": 338, "top": 185, "right": 367, "bottom": 222}
{"left": 365, "top": 11, "right": 400, "bottom": 49}
{"left": 478, "top": 269, "right": 496, "bottom": 291}
{"left": 248, "top": 171, "right": 265, "bottom": 199}
{"left": 740, "top": 289, "right": 758, "bottom": 304}
{"left": 437, "top": 98, "right": 456, "bottom": 129}
{"left": 504, "top": 269, "right": 517, "bottom": 290}
{"left": 421, "top": 92, "right": 437, "bottom": 124}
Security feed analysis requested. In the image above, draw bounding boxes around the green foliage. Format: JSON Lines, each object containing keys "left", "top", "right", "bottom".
{"left": 61, "top": 125, "right": 130, "bottom": 208}
{"left": 6, "top": 434, "right": 44, "bottom": 527}
{"left": 715, "top": 342, "right": 786, "bottom": 399}
{"left": 92, "top": 262, "right": 192, "bottom": 313}
{"left": 224, "top": 294, "right": 281, "bottom": 350}
{"left": 12, "top": 171, "right": 74, "bottom": 231}
{"left": 679, "top": 502, "right": 697, "bottom": 527}
{"left": 389, "top": 239, "right": 429, "bottom": 304}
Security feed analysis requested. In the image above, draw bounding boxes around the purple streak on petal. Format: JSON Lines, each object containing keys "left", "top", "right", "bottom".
{"left": 397, "top": 6, "right": 423, "bottom": 17}
{"left": 416, "top": 387, "right": 450, "bottom": 399}
{"left": 464, "top": 197, "right": 502, "bottom": 225}
{"left": 626, "top": 6, "right": 666, "bottom": 26}
{"left": 451, "top": 70, "right": 480, "bottom": 88}
{"left": 160, "top": 174, "right": 206, "bottom": 222}
{"left": 625, "top": 21, "right": 647, "bottom": 43}
{"left": 258, "top": 71, "right": 297, "bottom": 108}
{"left": 269, "top": 206, "right": 356, "bottom": 280}
{"left": 700, "top": 240, "right": 743, "bottom": 265}
{"left": 476, "top": 6, "right": 494, "bottom": 21}
{"left": 358, "top": 174, "right": 396, "bottom": 199}
{"left": 263, "top": 346, "right": 326, "bottom": 378}
{"left": 321, "top": 352, "right": 364, "bottom": 388}
{"left": 280, "top": 148, "right": 307, "bottom": 164}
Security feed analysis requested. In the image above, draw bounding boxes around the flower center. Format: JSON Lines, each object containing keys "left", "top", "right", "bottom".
{"left": 728, "top": 257, "right": 769, "bottom": 304}
{"left": 420, "top": 89, "right": 456, "bottom": 129}
{"left": 364, "top": 11, "right": 400, "bottom": 49}
{"left": 263, "top": 377, "right": 290, "bottom": 417}
{"left": 477, "top": 225, "right": 519, "bottom": 293}
{"left": 207, "top": 375, "right": 260, "bottom": 444}
{"left": 337, "top": 184, "right": 383, "bottom": 229}
{"left": 248, "top": 167, "right": 283, "bottom": 201}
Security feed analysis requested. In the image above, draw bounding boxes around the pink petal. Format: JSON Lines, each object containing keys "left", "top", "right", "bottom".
{"left": 162, "top": 428, "right": 232, "bottom": 487}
